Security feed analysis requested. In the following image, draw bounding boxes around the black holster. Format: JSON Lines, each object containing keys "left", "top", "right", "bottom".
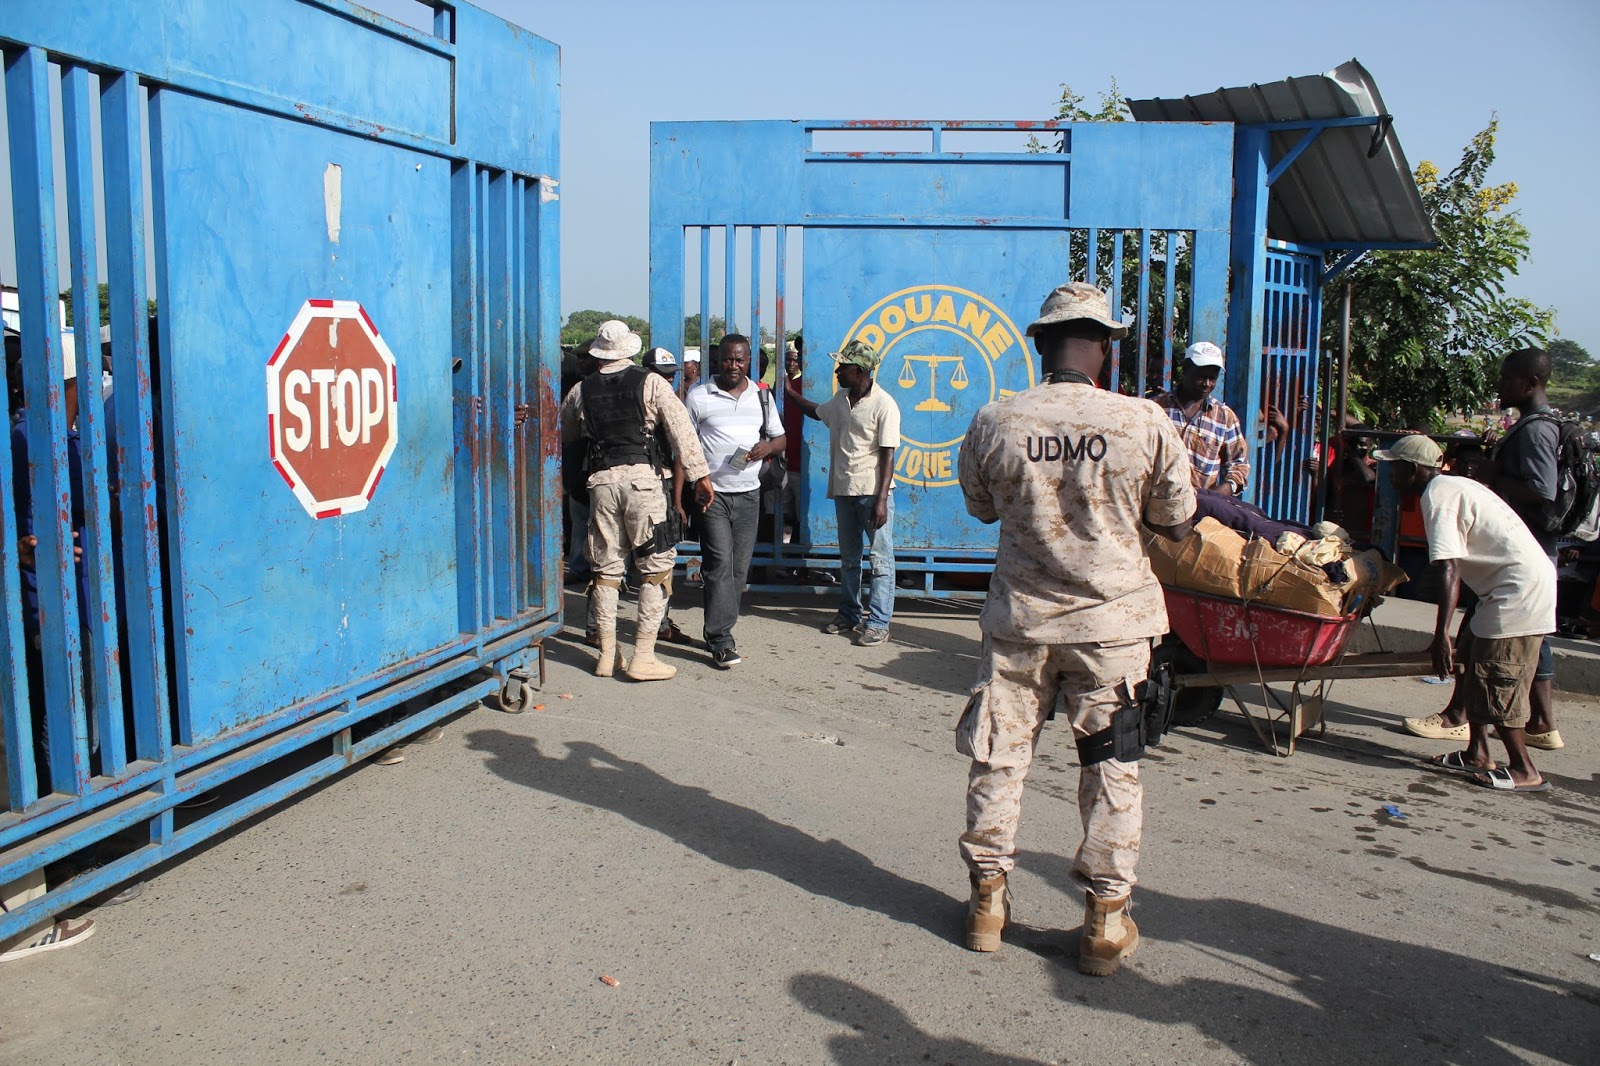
{"left": 1076, "top": 700, "right": 1146, "bottom": 766}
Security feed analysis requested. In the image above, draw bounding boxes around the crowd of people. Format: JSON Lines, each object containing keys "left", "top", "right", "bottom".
{"left": 557, "top": 323, "right": 901, "bottom": 675}
{"left": 545, "top": 280, "right": 1570, "bottom": 977}
{"left": 4, "top": 280, "right": 1573, "bottom": 976}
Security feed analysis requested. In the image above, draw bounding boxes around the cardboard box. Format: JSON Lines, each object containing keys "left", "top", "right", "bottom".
{"left": 1240, "top": 538, "right": 1346, "bottom": 617}
{"left": 1148, "top": 518, "right": 1246, "bottom": 599}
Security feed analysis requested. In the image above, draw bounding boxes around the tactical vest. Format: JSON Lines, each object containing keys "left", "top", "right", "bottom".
{"left": 580, "top": 365, "right": 661, "bottom": 473}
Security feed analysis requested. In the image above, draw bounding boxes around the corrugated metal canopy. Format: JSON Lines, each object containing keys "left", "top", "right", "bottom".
{"left": 1129, "top": 59, "right": 1435, "bottom": 249}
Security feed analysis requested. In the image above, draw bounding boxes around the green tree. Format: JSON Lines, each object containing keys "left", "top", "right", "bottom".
{"left": 1548, "top": 338, "right": 1593, "bottom": 380}
{"left": 1025, "top": 79, "right": 1130, "bottom": 152}
{"left": 1332, "top": 118, "right": 1552, "bottom": 429}
{"left": 1027, "top": 81, "right": 1191, "bottom": 393}
{"left": 681, "top": 313, "right": 727, "bottom": 349}
{"left": 1546, "top": 338, "right": 1600, "bottom": 413}
{"left": 60, "top": 283, "right": 156, "bottom": 329}
{"left": 561, "top": 309, "right": 649, "bottom": 350}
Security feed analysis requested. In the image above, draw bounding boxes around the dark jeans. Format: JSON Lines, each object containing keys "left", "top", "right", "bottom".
{"left": 701, "top": 488, "right": 761, "bottom": 652}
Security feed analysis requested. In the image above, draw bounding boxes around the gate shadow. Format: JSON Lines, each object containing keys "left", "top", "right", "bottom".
{"left": 1010, "top": 852, "right": 1600, "bottom": 1064}
{"left": 466, "top": 729, "right": 962, "bottom": 941}
{"left": 789, "top": 973, "right": 1046, "bottom": 1066}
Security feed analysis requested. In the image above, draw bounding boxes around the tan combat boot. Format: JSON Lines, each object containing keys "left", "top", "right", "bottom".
{"left": 1078, "top": 891, "right": 1139, "bottom": 976}
{"left": 590, "top": 582, "right": 626, "bottom": 677}
{"left": 626, "top": 581, "right": 677, "bottom": 681}
{"left": 965, "top": 872, "right": 1008, "bottom": 952}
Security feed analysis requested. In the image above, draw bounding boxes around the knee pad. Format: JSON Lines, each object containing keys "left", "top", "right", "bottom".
{"left": 589, "top": 576, "right": 623, "bottom": 592}
{"left": 640, "top": 569, "right": 673, "bottom": 598}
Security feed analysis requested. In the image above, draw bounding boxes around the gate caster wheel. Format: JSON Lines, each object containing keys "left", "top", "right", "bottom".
{"left": 497, "top": 676, "right": 528, "bottom": 714}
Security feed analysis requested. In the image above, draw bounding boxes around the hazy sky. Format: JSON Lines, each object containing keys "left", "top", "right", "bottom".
{"left": 368, "top": 0, "right": 1598, "bottom": 350}
{"left": 5, "top": 1, "right": 1594, "bottom": 355}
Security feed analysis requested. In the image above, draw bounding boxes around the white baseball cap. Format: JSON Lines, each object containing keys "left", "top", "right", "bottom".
{"left": 683, "top": 347, "right": 702, "bottom": 364}
{"left": 1184, "top": 341, "right": 1224, "bottom": 368}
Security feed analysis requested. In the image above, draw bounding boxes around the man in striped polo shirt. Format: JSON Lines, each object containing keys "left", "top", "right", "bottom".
{"left": 1153, "top": 341, "right": 1249, "bottom": 496}
{"left": 685, "top": 334, "right": 786, "bottom": 668}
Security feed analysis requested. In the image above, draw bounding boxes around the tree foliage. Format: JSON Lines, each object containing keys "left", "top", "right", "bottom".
{"left": 1546, "top": 338, "right": 1600, "bottom": 414}
{"left": 1547, "top": 338, "right": 1593, "bottom": 380}
{"left": 680, "top": 313, "right": 726, "bottom": 349}
{"left": 1025, "top": 80, "right": 1130, "bottom": 152}
{"left": 1025, "top": 81, "right": 1193, "bottom": 393}
{"left": 59, "top": 283, "right": 156, "bottom": 329}
{"left": 1331, "top": 118, "right": 1552, "bottom": 429}
{"left": 561, "top": 309, "right": 649, "bottom": 350}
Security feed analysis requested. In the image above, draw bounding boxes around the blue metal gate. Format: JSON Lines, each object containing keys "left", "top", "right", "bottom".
{"left": 650, "top": 120, "right": 1234, "bottom": 590}
{"left": 1253, "top": 241, "right": 1323, "bottom": 524}
{"left": 1, "top": 0, "right": 561, "bottom": 940}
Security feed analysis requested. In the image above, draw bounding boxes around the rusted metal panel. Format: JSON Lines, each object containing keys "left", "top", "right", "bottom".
{"left": 0, "top": 0, "right": 561, "bottom": 943}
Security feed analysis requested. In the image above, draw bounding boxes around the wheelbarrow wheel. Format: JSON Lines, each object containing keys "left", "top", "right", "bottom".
{"left": 1151, "top": 638, "right": 1224, "bottom": 727}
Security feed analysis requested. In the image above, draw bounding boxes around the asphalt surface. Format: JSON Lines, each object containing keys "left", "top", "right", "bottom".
{"left": 3, "top": 589, "right": 1597, "bottom": 1065}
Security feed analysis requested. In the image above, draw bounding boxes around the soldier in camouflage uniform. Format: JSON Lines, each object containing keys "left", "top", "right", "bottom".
{"left": 955, "top": 283, "right": 1196, "bottom": 975}
{"left": 559, "top": 321, "right": 712, "bottom": 681}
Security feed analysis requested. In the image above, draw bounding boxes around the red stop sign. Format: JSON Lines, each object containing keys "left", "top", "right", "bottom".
{"left": 266, "top": 299, "right": 398, "bottom": 518}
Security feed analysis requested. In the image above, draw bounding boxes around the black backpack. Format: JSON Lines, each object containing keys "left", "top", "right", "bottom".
{"left": 1505, "top": 413, "right": 1600, "bottom": 541}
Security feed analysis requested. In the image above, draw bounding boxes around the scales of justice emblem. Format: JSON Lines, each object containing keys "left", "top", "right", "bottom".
{"left": 839, "top": 284, "right": 1033, "bottom": 489}
{"left": 896, "top": 353, "right": 969, "bottom": 413}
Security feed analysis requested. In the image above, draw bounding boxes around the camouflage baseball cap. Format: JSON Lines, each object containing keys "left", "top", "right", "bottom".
{"left": 831, "top": 340, "right": 882, "bottom": 371}
{"left": 1025, "top": 282, "right": 1131, "bottom": 340}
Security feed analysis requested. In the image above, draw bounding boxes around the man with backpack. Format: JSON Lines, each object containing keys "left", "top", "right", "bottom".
{"left": 684, "top": 334, "right": 785, "bottom": 667}
{"left": 1405, "top": 348, "right": 1568, "bottom": 750}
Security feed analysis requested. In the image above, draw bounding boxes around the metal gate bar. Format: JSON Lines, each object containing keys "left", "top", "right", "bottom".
{"left": 2, "top": 0, "right": 563, "bottom": 942}
{"left": 1255, "top": 243, "right": 1322, "bottom": 524}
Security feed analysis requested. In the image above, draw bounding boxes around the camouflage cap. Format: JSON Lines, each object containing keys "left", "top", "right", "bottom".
{"left": 1025, "top": 282, "right": 1130, "bottom": 340}
{"left": 831, "top": 340, "right": 881, "bottom": 372}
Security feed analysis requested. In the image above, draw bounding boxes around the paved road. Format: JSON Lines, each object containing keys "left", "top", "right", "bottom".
{"left": 4, "top": 591, "right": 1597, "bottom": 1064}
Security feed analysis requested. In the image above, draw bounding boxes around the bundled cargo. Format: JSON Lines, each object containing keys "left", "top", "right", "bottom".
{"left": 1147, "top": 519, "right": 1406, "bottom": 617}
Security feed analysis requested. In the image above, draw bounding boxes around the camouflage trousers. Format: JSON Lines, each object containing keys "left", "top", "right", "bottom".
{"left": 586, "top": 476, "right": 676, "bottom": 580}
{"left": 957, "top": 634, "right": 1149, "bottom": 900}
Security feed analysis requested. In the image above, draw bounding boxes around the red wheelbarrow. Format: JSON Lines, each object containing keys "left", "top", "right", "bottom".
{"left": 1151, "top": 587, "right": 1435, "bottom": 756}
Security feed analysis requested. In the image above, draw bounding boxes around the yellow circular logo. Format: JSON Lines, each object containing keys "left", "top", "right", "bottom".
{"left": 840, "top": 284, "right": 1033, "bottom": 488}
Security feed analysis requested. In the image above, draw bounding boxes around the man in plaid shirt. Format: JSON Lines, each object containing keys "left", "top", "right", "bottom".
{"left": 1153, "top": 341, "right": 1249, "bottom": 496}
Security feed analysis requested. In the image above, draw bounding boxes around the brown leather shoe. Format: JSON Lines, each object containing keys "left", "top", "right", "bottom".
{"left": 658, "top": 618, "right": 694, "bottom": 646}
{"left": 965, "top": 872, "right": 1008, "bottom": 952}
{"left": 1078, "top": 891, "right": 1139, "bottom": 976}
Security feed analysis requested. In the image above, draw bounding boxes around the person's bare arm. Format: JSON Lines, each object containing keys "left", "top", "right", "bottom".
{"left": 785, "top": 376, "right": 823, "bottom": 421}
{"left": 1432, "top": 558, "right": 1462, "bottom": 678}
{"left": 870, "top": 446, "right": 894, "bottom": 530}
{"left": 671, "top": 459, "right": 688, "bottom": 526}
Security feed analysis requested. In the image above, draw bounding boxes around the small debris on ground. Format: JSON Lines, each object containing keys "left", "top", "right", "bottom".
{"left": 599, "top": 974, "right": 620, "bottom": 987}
{"left": 558, "top": 693, "right": 575, "bottom": 700}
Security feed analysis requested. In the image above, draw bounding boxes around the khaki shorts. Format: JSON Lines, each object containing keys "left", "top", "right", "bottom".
{"left": 1459, "top": 632, "right": 1541, "bottom": 729}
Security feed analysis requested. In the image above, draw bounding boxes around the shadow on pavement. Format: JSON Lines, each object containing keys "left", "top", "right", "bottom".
{"left": 789, "top": 973, "right": 1046, "bottom": 1066}
{"left": 466, "top": 730, "right": 962, "bottom": 941}
{"left": 1013, "top": 851, "right": 1600, "bottom": 1064}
